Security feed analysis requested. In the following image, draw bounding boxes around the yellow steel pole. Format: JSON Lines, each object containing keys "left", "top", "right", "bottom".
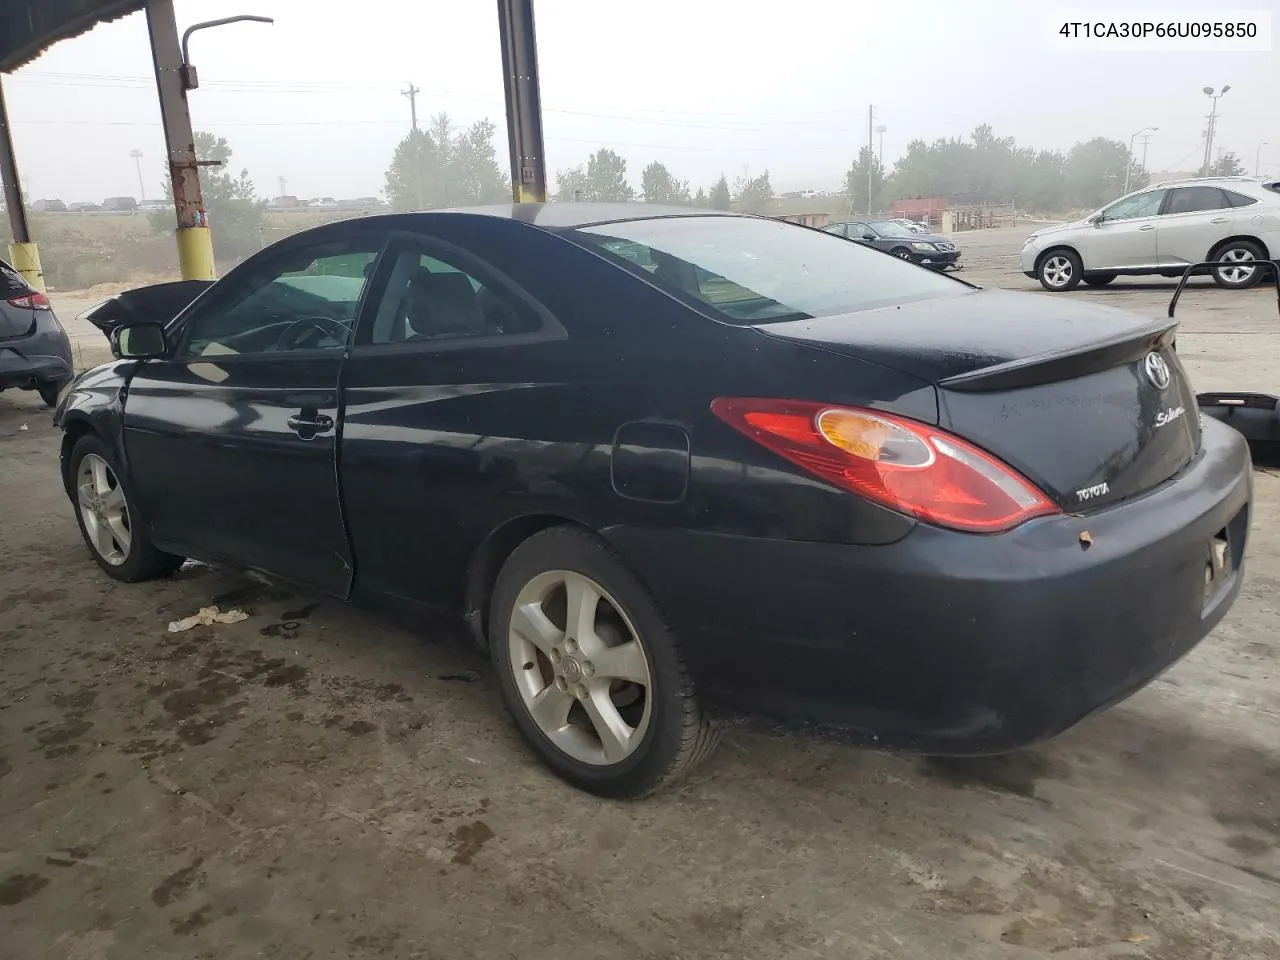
{"left": 145, "top": 0, "right": 215, "bottom": 280}
{"left": 0, "top": 75, "right": 45, "bottom": 291}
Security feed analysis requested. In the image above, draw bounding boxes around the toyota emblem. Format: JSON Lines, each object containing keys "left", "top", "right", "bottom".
{"left": 1143, "top": 352, "right": 1171, "bottom": 390}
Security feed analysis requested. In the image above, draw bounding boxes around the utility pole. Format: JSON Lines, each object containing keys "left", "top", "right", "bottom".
{"left": 401, "top": 82, "right": 420, "bottom": 132}
{"left": 1140, "top": 134, "right": 1153, "bottom": 172}
{"left": 866, "top": 104, "right": 875, "bottom": 216}
{"left": 401, "top": 82, "right": 423, "bottom": 209}
{"left": 1201, "top": 85, "right": 1230, "bottom": 177}
{"left": 1257, "top": 141, "right": 1269, "bottom": 177}
{"left": 875, "top": 124, "right": 886, "bottom": 165}
{"left": 0, "top": 76, "right": 43, "bottom": 290}
{"left": 130, "top": 149, "right": 146, "bottom": 201}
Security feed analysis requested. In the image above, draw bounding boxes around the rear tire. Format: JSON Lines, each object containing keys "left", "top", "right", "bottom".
{"left": 69, "top": 434, "right": 184, "bottom": 582}
{"left": 1083, "top": 273, "right": 1117, "bottom": 287}
{"left": 489, "top": 526, "right": 718, "bottom": 798}
{"left": 1037, "top": 249, "right": 1082, "bottom": 291}
{"left": 1211, "top": 240, "right": 1267, "bottom": 289}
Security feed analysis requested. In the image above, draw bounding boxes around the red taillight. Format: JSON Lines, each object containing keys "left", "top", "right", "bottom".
{"left": 6, "top": 291, "right": 51, "bottom": 310}
{"left": 711, "top": 397, "right": 1060, "bottom": 533}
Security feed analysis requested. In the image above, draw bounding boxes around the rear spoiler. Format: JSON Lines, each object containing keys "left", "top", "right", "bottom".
{"left": 1169, "top": 259, "right": 1279, "bottom": 318}
{"left": 940, "top": 318, "right": 1176, "bottom": 393}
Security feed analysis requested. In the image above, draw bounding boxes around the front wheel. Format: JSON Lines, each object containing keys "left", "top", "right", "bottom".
{"left": 69, "top": 434, "right": 184, "bottom": 582}
{"left": 489, "top": 527, "right": 718, "bottom": 798}
{"left": 1212, "top": 240, "right": 1267, "bottom": 289}
{"left": 891, "top": 248, "right": 913, "bottom": 261}
{"left": 1037, "top": 250, "right": 1082, "bottom": 291}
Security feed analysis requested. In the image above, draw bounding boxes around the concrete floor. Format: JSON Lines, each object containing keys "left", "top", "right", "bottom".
{"left": 1, "top": 230, "right": 1278, "bottom": 959}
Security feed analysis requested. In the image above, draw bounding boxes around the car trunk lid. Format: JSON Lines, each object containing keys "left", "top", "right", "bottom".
{"left": 754, "top": 288, "right": 1199, "bottom": 512}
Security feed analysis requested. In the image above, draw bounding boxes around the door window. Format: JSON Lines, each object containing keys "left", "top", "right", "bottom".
{"left": 177, "top": 240, "right": 380, "bottom": 358}
{"left": 1100, "top": 190, "right": 1166, "bottom": 221}
{"left": 1164, "top": 186, "right": 1230, "bottom": 215}
{"left": 365, "top": 240, "right": 543, "bottom": 344}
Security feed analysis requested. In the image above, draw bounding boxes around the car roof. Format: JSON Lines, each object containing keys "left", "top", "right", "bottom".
{"left": 1149, "top": 176, "right": 1273, "bottom": 194}
{"left": 430, "top": 202, "right": 740, "bottom": 229}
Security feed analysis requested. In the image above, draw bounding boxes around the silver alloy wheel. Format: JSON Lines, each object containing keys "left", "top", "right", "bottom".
{"left": 1042, "top": 254, "right": 1073, "bottom": 288}
{"left": 76, "top": 453, "right": 131, "bottom": 566}
{"left": 508, "top": 569, "right": 652, "bottom": 765}
{"left": 894, "top": 249, "right": 912, "bottom": 259}
{"left": 1217, "top": 247, "right": 1257, "bottom": 285}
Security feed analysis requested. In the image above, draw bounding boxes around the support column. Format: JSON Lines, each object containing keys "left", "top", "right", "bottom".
{"left": 497, "top": 0, "right": 548, "bottom": 203}
{"left": 0, "top": 75, "right": 44, "bottom": 291}
{"left": 145, "top": 0, "right": 215, "bottom": 279}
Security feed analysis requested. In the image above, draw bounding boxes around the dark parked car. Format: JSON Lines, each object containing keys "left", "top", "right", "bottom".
{"left": 824, "top": 218, "right": 961, "bottom": 269}
{"left": 54, "top": 205, "right": 1250, "bottom": 797}
{"left": 1, "top": 258, "right": 73, "bottom": 406}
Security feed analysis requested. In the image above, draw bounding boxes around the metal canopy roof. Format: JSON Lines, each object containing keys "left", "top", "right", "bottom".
{"left": 1, "top": 0, "right": 142, "bottom": 73}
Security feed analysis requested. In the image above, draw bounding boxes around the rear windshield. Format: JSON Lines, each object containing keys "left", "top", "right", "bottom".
{"left": 575, "top": 215, "right": 962, "bottom": 324}
{"left": 1, "top": 259, "right": 30, "bottom": 297}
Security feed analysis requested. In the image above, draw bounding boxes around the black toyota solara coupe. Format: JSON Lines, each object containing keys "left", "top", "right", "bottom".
{"left": 54, "top": 204, "right": 1251, "bottom": 797}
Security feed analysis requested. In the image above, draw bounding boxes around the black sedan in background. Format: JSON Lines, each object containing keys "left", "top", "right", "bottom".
{"left": 1, "top": 257, "right": 73, "bottom": 406}
{"left": 824, "top": 217, "right": 962, "bottom": 269}
{"left": 55, "top": 205, "right": 1249, "bottom": 797}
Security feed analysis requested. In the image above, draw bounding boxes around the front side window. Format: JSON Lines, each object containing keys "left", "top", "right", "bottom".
{"left": 1164, "top": 186, "right": 1230, "bottom": 215}
{"left": 576, "top": 215, "right": 963, "bottom": 324}
{"left": 178, "top": 240, "right": 379, "bottom": 357}
{"left": 366, "top": 240, "right": 542, "bottom": 344}
{"left": 1100, "top": 190, "right": 1166, "bottom": 221}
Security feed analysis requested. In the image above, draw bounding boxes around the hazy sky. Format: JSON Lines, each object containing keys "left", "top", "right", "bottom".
{"left": 4, "top": 0, "right": 1278, "bottom": 203}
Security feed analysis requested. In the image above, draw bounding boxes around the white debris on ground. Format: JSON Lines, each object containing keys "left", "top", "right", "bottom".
{"left": 167, "top": 605, "right": 250, "bottom": 633}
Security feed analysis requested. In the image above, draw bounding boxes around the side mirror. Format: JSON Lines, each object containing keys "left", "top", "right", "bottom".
{"left": 1090, "top": 214, "right": 1105, "bottom": 226}
{"left": 110, "top": 321, "right": 168, "bottom": 360}
{"left": 862, "top": 233, "right": 876, "bottom": 241}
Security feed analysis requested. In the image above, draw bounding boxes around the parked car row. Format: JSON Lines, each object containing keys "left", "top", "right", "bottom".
{"left": 31, "top": 196, "right": 141, "bottom": 213}
{"left": 1022, "top": 176, "right": 1280, "bottom": 292}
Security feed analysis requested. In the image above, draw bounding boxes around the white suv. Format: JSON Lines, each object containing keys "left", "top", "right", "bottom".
{"left": 1021, "top": 177, "right": 1280, "bottom": 292}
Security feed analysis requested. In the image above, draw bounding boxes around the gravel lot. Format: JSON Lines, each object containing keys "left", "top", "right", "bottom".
{"left": 2, "top": 228, "right": 1278, "bottom": 960}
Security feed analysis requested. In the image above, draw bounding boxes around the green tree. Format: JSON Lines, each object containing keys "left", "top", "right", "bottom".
{"left": 1211, "top": 152, "right": 1246, "bottom": 177}
{"left": 844, "top": 147, "right": 888, "bottom": 215}
{"left": 693, "top": 186, "right": 708, "bottom": 207}
{"left": 149, "top": 131, "right": 265, "bottom": 265}
{"left": 734, "top": 170, "right": 773, "bottom": 213}
{"left": 1063, "top": 137, "right": 1133, "bottom": 208}
{"left": 709, "top": 175, "right": 731, "bottom": 210}
{"left": 640, "top": 161, "right": 691, "bottom": 204}
{"left": 553, "top": 149, "right": 634, "bottom": 202}
{"left": 383, "top": 113, "right": 508, "bottom": 211}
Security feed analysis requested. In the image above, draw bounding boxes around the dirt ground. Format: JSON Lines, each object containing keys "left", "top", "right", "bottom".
{"left": 2, "top": 229, "right": 1278, "bottom": 959}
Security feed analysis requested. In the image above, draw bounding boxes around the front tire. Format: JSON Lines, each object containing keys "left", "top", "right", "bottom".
{"left": 1083, "top": 273, "right": 1117, "bottom": 287}
{"left": 1211, "top": 240, "right": 1267, "bottom": 289}
{"left": 891, "top": 247, "right": 913, "bottom": 261}
{"left": 489, "top": 526, "right": 718, "bottom": 798}
{"left": 69, "top": 434, "right": 184, "bottom": 582}
{"left": 1037, "top": 249, "right": 1082, "bottom": 291}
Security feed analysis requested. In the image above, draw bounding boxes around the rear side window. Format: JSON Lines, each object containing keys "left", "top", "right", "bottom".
{"left": 0, "top": 260, "right": 29, "bottom": 297}
{"left": 1164, "top": 186, "right": 1230, "bottom": 214}
{"left": 575, "top": 215, "right": 962, "bottom": 324}
{"left": 1225, "top": 190, "right": 1259, "bottom": 207}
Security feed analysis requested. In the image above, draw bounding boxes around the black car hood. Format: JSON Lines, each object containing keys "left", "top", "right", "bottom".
{"left": 753, "top": 288, "right": 1166, "bottom": 384}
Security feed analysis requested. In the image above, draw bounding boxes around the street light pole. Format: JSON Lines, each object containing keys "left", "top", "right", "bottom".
{"left": 1125, "top": 126, "right": 1158, "bottom": 195}
{"left": 1256, "top": 141, "right": 1269, "bottom": 177}
{"left": 1201, "top": 85, "right": 1230, "bottom": 176}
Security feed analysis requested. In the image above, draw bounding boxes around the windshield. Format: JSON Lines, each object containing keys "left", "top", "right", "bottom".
{"left": 868, "top": 220, "right": 919, "bottom": 238}
{"left": 575, "top": 216, "right": 963, "bottom": 324}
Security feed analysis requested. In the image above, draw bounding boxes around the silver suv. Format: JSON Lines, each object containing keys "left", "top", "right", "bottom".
{"left": 1021, "top": 177, "right": 1280, "bottom": 292}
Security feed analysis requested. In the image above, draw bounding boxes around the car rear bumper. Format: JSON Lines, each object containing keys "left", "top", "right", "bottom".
{"left": 0, "top": 325, "right": 74, "bottom": 389}
{"left": 605, "top": 416, "right": 1252, "bottom": 754}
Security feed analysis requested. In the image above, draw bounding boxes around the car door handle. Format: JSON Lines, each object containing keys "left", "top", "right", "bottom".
{"left": 1139, "top": 224, "right": 1155, "bottom": 231}
{"left": 287, "top": 413, "right": 334, "bottom": 438}
{"left": 1210, "top": 217, "right": 1229, "bottom": 224}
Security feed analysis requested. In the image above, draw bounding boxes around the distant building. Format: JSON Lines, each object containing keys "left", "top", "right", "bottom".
{"left": 747, "top": 197, "right": 838, "bottom": 228}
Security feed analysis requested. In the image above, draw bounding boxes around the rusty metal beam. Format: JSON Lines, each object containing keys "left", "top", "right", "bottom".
{"left": 144, "top": 0, "right": 214, "bottom": 278}
{"left": 0, "top": 74, "right": 30, "bottom": 244}
{"left": 497, "top": 0, "right": 547, "bottom": 203}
